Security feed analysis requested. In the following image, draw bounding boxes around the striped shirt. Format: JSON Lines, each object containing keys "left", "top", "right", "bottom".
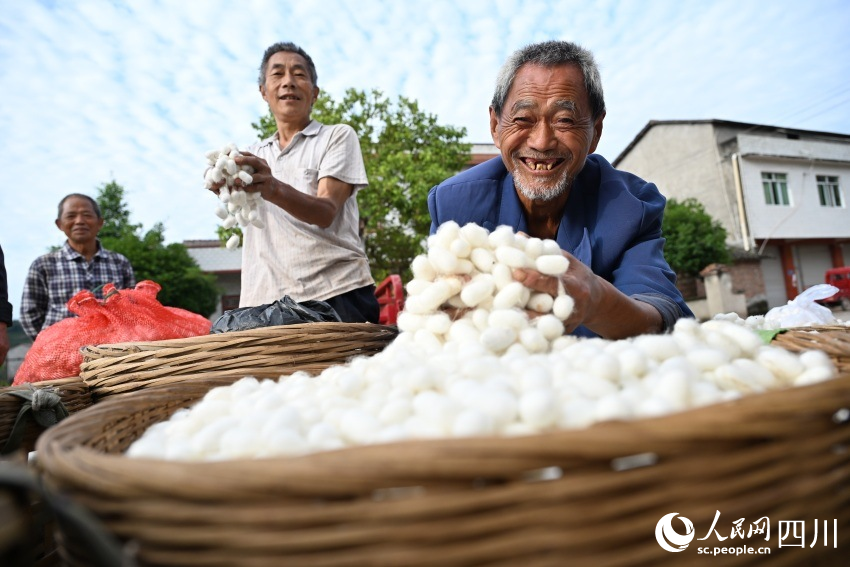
{"left": 20, "top": 240, "right": 135, "bottom": 340}
{"left": 240, "top": 120, "right": 373, "bottom": 307}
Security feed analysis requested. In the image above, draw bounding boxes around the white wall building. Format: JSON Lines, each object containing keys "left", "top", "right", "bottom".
{"left": 614, "top": 120, "right": 850, "bottom": 308}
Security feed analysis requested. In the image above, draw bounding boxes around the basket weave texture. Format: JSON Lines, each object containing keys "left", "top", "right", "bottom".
{"left": 35, "top": 329, "right": 850, "bottom": 567}
{"left": 78, "top": 322, "right": 398, "bottom": 401}
{"left": 0, "top": 377, "right": 92, "bottom": 455}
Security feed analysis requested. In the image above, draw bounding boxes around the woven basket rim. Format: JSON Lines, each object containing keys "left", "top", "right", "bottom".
{"left": 36, "top": 363, "right": 850, "bottom": 500}
{"left": 80, "top": 322, "right": 398, "bottom": 355}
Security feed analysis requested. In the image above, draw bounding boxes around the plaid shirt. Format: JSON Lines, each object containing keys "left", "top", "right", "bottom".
{"left": 20, "top": 240, "right": 135, "bottom": 340}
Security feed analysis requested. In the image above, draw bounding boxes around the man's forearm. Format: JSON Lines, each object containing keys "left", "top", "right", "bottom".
{"left": 583, "top": 279, "right": 664, "bottom": 339}
{"left": 261, "top": 179, "right": 339, "bottom": 228}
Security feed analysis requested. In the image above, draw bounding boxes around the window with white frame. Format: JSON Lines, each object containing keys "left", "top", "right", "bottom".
{"left": 761, "top": 172, "right": 790, "bottom": 205}
{"left": 817, "top": 175, "right": 842, "bottom": 207}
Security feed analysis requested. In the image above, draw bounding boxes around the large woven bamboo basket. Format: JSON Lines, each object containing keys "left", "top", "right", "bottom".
{"left": 78, "top": 322, "right": 398, "bottom": 401}
{"left": 0, "top": 377, "right": 92, "bottom": 456}
{"left": 35, "top": 329, "right": 850, "bottom": 566}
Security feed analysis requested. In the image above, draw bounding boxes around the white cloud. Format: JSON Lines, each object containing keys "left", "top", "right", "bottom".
{"left": 2, "top": 0, "right": 849, "bottom": 320}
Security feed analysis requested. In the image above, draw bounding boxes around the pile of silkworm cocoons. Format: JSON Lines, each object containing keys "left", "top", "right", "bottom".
{"left": 204, "top": 143, "right": 263, "bottom": 249}
{"left": 126, "top": 223, "right": 838, "bottom": 461}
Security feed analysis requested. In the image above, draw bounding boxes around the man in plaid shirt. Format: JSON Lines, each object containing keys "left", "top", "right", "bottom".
{"left": 20, "top": 193, "right": 136, "bottom": 341}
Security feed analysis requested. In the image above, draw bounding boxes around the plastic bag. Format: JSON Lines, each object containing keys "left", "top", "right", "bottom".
{"left": 763, "top": 284, "right": 840, "bottom": 329}
{"left": 14, "top": 280, "right": 212, "bottom": 384}
{"left": 210, "top": 296, "right": 341, "bottom": 333}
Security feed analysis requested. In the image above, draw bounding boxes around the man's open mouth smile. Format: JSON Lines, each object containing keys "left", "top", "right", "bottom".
{"left": 520, "top": 157, "right": 564, "bottom": 171}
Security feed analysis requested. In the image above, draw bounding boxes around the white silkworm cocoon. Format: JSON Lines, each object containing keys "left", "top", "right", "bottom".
{"left": 247, "top": 209, "right": 259, "bottom": 222}
{"left": 214, "top": 203, "right": 228, "bottom": 220}
{"left": 470, "top": 308, "right": 491, "bottom": 332}
{"left": 535, "top": 254, "right": 569, "bottom": 276}
{"left": 524, "top": 237, "right": 544, "bottom": 259}
{"left": 434, "top": 221, "right": 460, "bottom": 248}
{"left": 702, "top": 330, "right": 742, "bottom": 360}
{"left": 452, "top": 409, "right": 495, "bottom": 437}
{"left": 755, "top": 347, "right": 806, "bottom": 384}
{"left": 593, "top": 394, "right": 632, "bottom": 422}
{"left": 493, "top": 282, "right": 527, "bottom": 310}
{"left": 519, "top": 389, "right": 558, "bottom": 429}
{"left": 495, "top": 246, "right": 530, "bottom": 269}
{"left": 589, "top": 352, "right": 621, "bottom": 383}
{"left": 519, "top": 327, "right": 548, "bottom": 353}
{"left": 569, "top": 371, "right": 618, "bottom": 399}
{"left": 652, "top": 370, "right": 691, "bottom": 411}
{"left": 632, "top": 334, "right": 681, "bottom": 361}
{"left": 413, "top": 329, "right": 443, "bottom": 353}
{"left": 221, "top": 214, "right": 238, "bottom": 228}
{"left": 447, "top": 319, "right": 480, "bottom": 344}
{"left": 417, "top": 281, "right": 454, "bottom": 311}
{"left": 459, "top": 223, "right": 490, "bottom": 248}
{"left": 491, "top": 263, "right": 514, "bottom": 290}
{"left": 225, "top": 234, "right": 241, "bottom": 249}
{"left": 793, "top": 366, "right": 835, "bottom": 387}
{"left": 799, "top": 349, "right": 834, "bottom": 370}
{"left": 378, "top": 398, "right": 412, "bottom": 425}
{"left": 449, "top": 238, "right": 471, "bottom": 258}
{"left": 480, "top": 327, "right": 517, "bottom": 353}
{"left": 685, "top": 346, "right": 731, "bottom": 372}
{"left": 208, "top": 144, "right": 263, "bottom": 231}
{"left": 425, "top": 312, "right": 452, "bottom": 335}
{"left": 460, "top": 278, "right": 495, "bottom": 307}
{"left": 534, "top": 314, "right": 564, "bottom": 341}
{"left": 340, "top": 409, "right": 381, "bottom": 445}
{"left": 428, "top": 247, "right": 459, "bottom": 274}
{"left": 488, "top": 308, "right": 529, "bottom": 332}
{"left": 405, "top": 279, "right": 431, "bottom": 296}
{"left": 552, "top": 295, "right": 575, "bottom": 320}
{"left": 541, "top": 239, "right": 562, "bottom": 255}
{"left": 469, "top": 247, "right": 496, "bottom": 273}
{"left": 454, "top": 259, "right": 474, "bottom": 275}
{"left": 731, "top": 358, "right": 778, "bottom": 389}
{"left": 527, "top": 293, "right": 554, "bottom": 313}
{"left": 411, "top": 256, "right": 437, "bottom": 282}
{"left": 488, "top": 225, "right": 516, "bottom": 248}
{"left": 712, "top": 363, "right": 759, "bottom": 393}
{"left": 705, "top": 320, "right": 764, "bottom": 356}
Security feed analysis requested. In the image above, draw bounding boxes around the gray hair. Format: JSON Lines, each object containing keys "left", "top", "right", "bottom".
{"left": 491, "top": 40, "right": 605, "bottom": 119}
{"left": 57, "top": 193, "right": 101, "bottom": 220}
{"left": 258, "top": 42, "right": 318, "bottom": 88}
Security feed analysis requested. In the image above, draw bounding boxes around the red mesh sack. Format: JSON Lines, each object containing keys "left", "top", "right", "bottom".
{"left": 14, "top": 280, "right": 212, "bottom": 384}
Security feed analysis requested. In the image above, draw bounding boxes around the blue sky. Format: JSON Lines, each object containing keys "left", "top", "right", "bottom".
{"left": 2, "top": 0, "right": 849, "bottom": 320}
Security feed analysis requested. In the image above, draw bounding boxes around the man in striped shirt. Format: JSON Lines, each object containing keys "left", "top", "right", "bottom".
{"left": 20, "top": 193, "right": 135, "bottom": 341}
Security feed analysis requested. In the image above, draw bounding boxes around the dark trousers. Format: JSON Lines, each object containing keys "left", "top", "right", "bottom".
{"left": 325, "top": 284, "right": 380, "bottom": 324}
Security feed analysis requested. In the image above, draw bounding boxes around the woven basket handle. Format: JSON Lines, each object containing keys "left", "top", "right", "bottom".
{"left": 1, "top": 387, "right": 70, "bottom": 455}
{"left": 0, "top": 462, "right": 135, "bottom": 567}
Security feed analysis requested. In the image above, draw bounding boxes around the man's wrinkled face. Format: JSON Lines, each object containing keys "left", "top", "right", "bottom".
{"left": 260, "top": 51, "right": 319, "bottom": 124}
{"left": 56, "top": 197, "right": 103, "bottom": 246}
{"left": 490, "top": 63, "right": 604, "bottom": 203}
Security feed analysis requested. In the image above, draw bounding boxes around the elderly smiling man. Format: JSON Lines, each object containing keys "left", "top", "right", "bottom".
{"left": 428, "top": 40, "right": 692, "bottom": 339}
{"left": 210, "top": 42, "right": 379, "bottom": 324}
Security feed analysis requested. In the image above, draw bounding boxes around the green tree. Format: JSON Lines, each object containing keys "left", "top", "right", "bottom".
{"left": 662, "top": 198, "right": 731, "bottom": 276}
{"left": 96, "top": 180, "right": 140, "bottom": 240}
{"left": 97, "top": 183, "right": 220, "bottom": 317}
{"left": 247, "top": 89, "right": 470, "bottom": 282}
